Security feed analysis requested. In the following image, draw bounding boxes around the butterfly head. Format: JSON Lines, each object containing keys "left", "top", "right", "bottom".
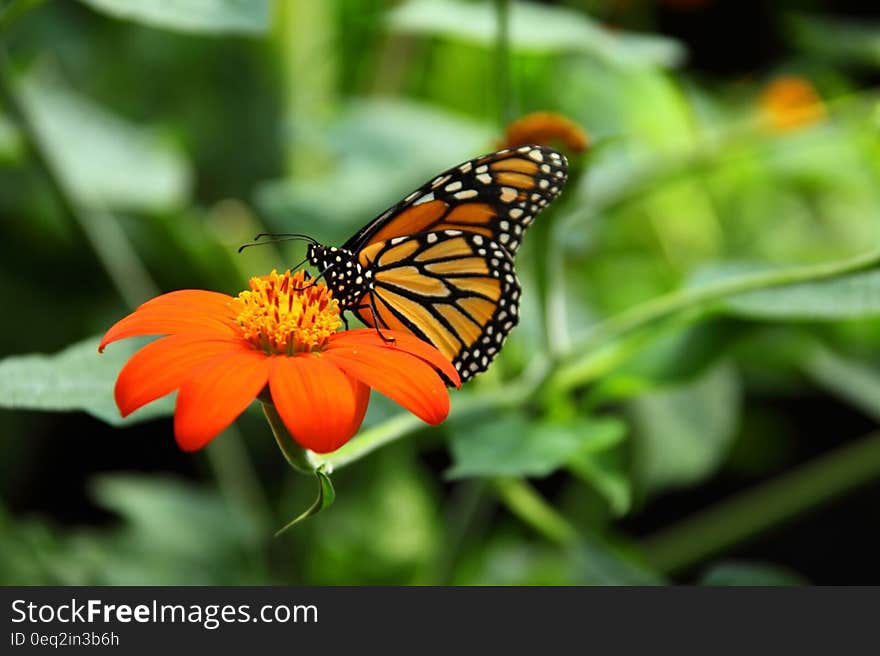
{"left": 306, "top": 243, "right": 366, "bottom": 309}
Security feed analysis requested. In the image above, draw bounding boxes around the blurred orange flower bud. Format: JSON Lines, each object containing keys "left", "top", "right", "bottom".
{"left": 759, "top": 76, "right": 827, "bottom": 133}
{"left": 499, "top": 112, "right": 590, "bottom": 154}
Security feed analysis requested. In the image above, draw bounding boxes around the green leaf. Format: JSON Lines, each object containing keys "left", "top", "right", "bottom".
{"left": 629, "top": 362, "right": 741, "bottom": 495}
{"left": 0, "top": 335, "right": 172, "bottom": 425}
{"left": 17, "top": 72, "right": 191, "bottom": 213}
{"left": 274, "top": 468, "right": 336, "bottom": 536}
{"left": 802, "top": 344, "right": 880, "bottom": 422}
{"left": 388, "top": 0, "right": 684, "bottom": 68}
{"left": 720, "top": 268, "right": 880, "bottom": 321}
{"left": 567, "top": 447, "right": 631, "bottom": 516}
{"left": 76, "top": 0, "right": 270, "bottom": 35}
{"left": 92, "top": 474, "right": 262, "bottom": 557}
{"left": 447, "top": 415, "right": 625, "bottom": 479}
{"left": 0, "top": 475, "right": 265, "bottom": 585}
{"left": 700, "top": 561, "right": 808, "bottom": 586}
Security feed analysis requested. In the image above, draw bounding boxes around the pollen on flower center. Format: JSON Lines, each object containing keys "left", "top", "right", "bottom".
{"left": 235, "top": 269, "right": 342, "bottom": 355}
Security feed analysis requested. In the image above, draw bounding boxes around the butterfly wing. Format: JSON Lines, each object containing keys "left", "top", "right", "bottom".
{"left": 341, "top": 144, "right": 567, "bottom": 381}
{"left": 351, "top": 230, "right": 520, "bottom": 381}
{"left": 344, "top": 144, "right": 568, "bottom": 255}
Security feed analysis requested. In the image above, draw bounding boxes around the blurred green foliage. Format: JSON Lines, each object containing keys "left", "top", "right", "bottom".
{"left": 1, "top": 0, "right": 880, "bottom": 585}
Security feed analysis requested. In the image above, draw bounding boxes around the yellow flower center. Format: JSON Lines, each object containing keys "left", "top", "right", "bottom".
{"left": 235, "top": 269, "right": 341, "bottom": 355}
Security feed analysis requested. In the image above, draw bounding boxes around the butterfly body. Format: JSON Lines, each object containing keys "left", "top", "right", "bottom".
{"left": 306, "top": 144, "right": 567, "bottom": 381}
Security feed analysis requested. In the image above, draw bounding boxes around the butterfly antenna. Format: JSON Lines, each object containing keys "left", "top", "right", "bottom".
{"left": 237, "top": 233, "right": 318, "bottom": 253}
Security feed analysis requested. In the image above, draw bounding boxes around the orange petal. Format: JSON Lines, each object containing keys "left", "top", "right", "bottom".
{"left": 323, "top": 341, "right": 450, "bottom": 425}
{"left": 100, "top": 290, "right": 240, "bottom": 351}
{"left": 137, "top": 289, "right": 237, "bottom": 313}
{"left": 328, "top": 329, "right": 461, "bottom": 388}
{"left": 114, "top": 334, "right": 245, "bottom": 417}
{"left": 268, "top": 354, "right": 370, "bottom": 453}
{"left": 173, "top": 346, "right": 270, "bottom": 451}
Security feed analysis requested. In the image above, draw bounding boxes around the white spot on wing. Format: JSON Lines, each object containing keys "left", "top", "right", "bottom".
{"left": 413, "top": 192, "right": 435, "bottom": 206}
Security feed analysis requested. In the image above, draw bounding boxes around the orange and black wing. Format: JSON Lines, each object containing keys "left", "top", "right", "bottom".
{"left": 344, "top": 144, "right": 568, "bottom": 255}
{"left": 351, "top": 230, "right": 520, "bottom": 381}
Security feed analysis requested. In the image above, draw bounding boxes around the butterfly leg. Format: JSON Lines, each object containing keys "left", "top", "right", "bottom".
{"left": 365, "top": 296, "right": 396, "bottom": 344}
{"left": 292, "top": 270, "right": 317, "bottom": 291}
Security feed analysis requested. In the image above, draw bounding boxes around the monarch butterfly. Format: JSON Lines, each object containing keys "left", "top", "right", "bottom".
{"left": 269, "top": 144, "right": 568, "bottom": 382}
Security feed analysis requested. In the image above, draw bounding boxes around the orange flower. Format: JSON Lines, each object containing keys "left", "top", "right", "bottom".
{"left": 759, "top": 76, "right": 826, "bottom": 133}
{"left": 499, "top": 112, "right": 590, "bottom": 153}
{"left": 99, "top": 270, "right": 459, "bottom": 454}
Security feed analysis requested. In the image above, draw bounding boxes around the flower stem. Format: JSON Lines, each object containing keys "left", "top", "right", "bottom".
{"left": 641, "top": 430, "right": 880, "bottom": 575}
{"left": 261, "top": 401, "right": 319, "bottom": 475}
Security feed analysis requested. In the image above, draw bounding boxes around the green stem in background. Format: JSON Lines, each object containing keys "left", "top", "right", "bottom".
{"left": 315, "top": 246, "right": 880, "bottom": 479}
{"left": 544, "top": 158, "right": 588, "bottom": 358}
{"left": 204, "top": 432, "right": 274, "bottom": 535}
{"left": 642, "top": 431, "right": 880, "bottom": 575}
{"left": 428, "top": 479, "right": 492, "bottom": 584}
{"left": 491, "top": 477, "right": 578, "bottom": 547}
{"left": 549, "top": 246, "right": 880, "bottom": 393}
{"left": 275, "top": 0, "right": 336, "bottom": 177}
{"left": 321, "top": 412, "right": 424, "bottom": 471}
{"left": 494, "top": 0, "right": 511, "bottom": 129}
